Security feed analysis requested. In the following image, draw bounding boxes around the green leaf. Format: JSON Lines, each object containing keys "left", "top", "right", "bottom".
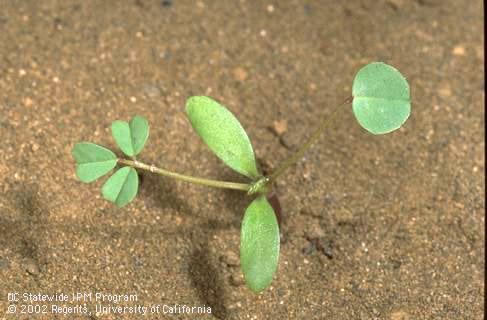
{"left": 101, "top": 167, "right": 139, "bottom": 207}
{"left": 186, "top": 96, "right": 259, "bottom": 179}
{"left": 352, "top": 62, "right": 411, "bottom": 135}
{"left": 72, "top": 142, "right": 117, "bottom": 183}
{"left": 240, "top": 196, "right": 280, "bottom": 293}
{"left": 111, "top": 115, "right": 149, "bottom": 157}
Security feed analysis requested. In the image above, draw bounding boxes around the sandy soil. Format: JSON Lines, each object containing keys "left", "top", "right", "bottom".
{"left": 0, "top": 0, "right": 484, "bottom": 319}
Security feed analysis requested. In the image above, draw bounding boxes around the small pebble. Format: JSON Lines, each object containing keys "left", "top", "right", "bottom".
{"left": 305, "top": 224, "right": 326, "bottom": 239}
{"left": 390, "top": 310, "right": 410, "bottom": 320}
{"left": 438, "top": 87, "right": 452, "bottom": 97}
{"left": 279, "top": 133, "right": 298, "bottom": 149}
{"left": 272, "top": 119, "right": 288, "bottom": 136}
{"left": 233, "top": 67, "right": 248, "bottom": 82}
{"left": 230, "top": 272, "right": 245, "bottom": 286}
{"left": 171, "top": 215, "right": 181, "bottom": 224}
{"left": 452, "top": 45, "right": 466, "bottom": 56}
{"left": 23, "top": 258, "right": 40, "bottom": 275}
{"left": 221, "top": 250, "right": 239, "bottom": 266}
{"left": 24, "top": 97, "right": 33, "bottom": 107}
{"left": 266, "top": 4, "right": 274, "bottom": 12}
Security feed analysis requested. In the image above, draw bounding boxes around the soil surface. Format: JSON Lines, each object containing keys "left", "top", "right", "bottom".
{"left": 0, "top": 1, "right": 484, "bottom": 319}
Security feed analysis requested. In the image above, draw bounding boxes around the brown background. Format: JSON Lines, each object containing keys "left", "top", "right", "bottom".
{"left": 0, "top": 0, "right": 484, "bottom": 319}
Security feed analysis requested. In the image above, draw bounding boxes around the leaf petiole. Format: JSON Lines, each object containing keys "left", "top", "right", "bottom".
{"left": 118, "top": 158, "right": 251, "bottom": 192}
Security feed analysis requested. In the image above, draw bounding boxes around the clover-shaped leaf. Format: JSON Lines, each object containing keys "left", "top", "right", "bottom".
{"left": 352, "top": 62, "right": 411, "bottom": 135}
{"left": 186, "top": 96, "right": 259, "bottom": 179}
{"left": 240, "top": 195, "right": 280, "bottom": 293}
{"left": 72, "top": 142, "right": 117, "bottom": 183}
{"left": 102, "top": 166, "right": 139, "bottom": 207}
{"left": 111, "top": 115, "right": 149, "bottom": 157}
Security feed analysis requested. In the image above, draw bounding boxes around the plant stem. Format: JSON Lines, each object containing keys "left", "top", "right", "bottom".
{"left": 118, "top": 159, "right": 251, "bottom": 192}
{"left": 268, "top": 96, "right": 353, "bottom": 184}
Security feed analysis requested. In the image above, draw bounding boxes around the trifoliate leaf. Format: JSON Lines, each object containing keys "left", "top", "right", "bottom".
{"left": 111, "top": 115, "right": 149, "bottom": 157}
{"left": 240, "top": 195, "right": 280, "bottom": 293}
{"left": 72, "top": 142, "right": 117, "bottom": 183}
{"left": 101, "top": 167, "right": 139, "bottom": 207}
{"left": 352, "top": 62, "right": 411, "bottom": 135}
{"left": 186, "top": 96, "right": 259, "bottom": 179}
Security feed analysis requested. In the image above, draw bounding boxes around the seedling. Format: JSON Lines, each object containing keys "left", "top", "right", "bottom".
{"left": 72, "top": 62, "right": 411, "bottom": 293}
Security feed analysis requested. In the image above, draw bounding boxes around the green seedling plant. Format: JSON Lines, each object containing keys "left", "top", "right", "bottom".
{"left": 72, "top": 62, "right": 411, "bottom": 293}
